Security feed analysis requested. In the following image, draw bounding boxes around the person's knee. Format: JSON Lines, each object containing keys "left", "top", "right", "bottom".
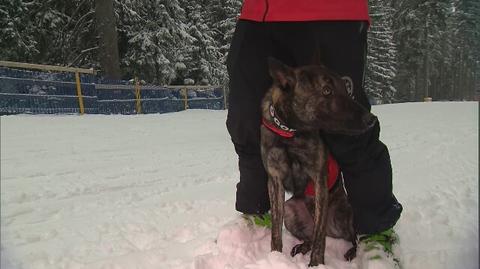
{"left": 226, "top": 103, "right": 262, "bottom": 152}
{"left": 352, "top": 195, "right": 403, "bottom": 234}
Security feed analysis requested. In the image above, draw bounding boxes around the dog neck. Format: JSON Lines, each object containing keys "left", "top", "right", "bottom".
{"left": 262, "top": 105, "right": 297, "bottom": 138}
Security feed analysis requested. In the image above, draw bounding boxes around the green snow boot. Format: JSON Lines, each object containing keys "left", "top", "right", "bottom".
{"left": 357, "top": 228, "right": 402, "bottom": 269}
{"left": 242, "top": 213, "right": 272, "bottom": 229}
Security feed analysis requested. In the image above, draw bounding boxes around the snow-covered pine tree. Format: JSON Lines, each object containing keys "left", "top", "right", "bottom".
{"left": 177, "top": 0, "right": 218, "bottom": 85}
{"left": 448, "top": 0, "right": 480, "bottom": 100}
{"left": 394, "top": 0, "right": 450, "bottom": 101}
{"left": 117, "top": 0, "right": 189, "bottom": 84}
{"left": 207, "top": 0, "right": 242, "bottom": 85}
{"left": 366, "top": 0, "right": 397, "bottom": 104}
{"left": 0, "top": 0, "right": 38, "bottom": 61}
{"left": 393, "top": 0, "right": 450, "bottom": 101}
{"left": 57, "top": 0, "right": 97, "bottom": 67}
{"left": 393, "top": 0, "right": 423, "bottom": 101}
{"left": 419, "top": 0, "right": 450, "bottom": 100}
{"left": 176, "top": 0, "right": 241, "bottom": 86}
{"left": 1, "top": 0, "right": 242, "bottom": 86}
{"left": 0, "top": 0, "right": 97, "bottom": 67}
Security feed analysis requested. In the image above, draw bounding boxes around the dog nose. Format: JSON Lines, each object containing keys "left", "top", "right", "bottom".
{"left": 362, "top": 114, "right": 377, "bottom": 128}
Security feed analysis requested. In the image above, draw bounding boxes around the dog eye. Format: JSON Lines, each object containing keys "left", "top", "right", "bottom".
{"left": 323, "top": 87, "right": 332, "bottom": 96}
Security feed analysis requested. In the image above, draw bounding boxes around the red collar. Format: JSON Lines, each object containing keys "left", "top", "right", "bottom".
{"left": 262, "top": 118, "right": 296, "bottom": 138}
{"left": 262, "top": 105, "right": 296, "bottom": 138}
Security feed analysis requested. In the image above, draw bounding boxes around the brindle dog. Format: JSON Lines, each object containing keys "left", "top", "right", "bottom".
{"left": 260, "top": 58, "right": 377, "bottom": 266}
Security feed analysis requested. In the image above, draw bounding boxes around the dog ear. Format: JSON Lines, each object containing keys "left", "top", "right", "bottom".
{"left": 268, "top": 57, "right": 295, "bottom": 90}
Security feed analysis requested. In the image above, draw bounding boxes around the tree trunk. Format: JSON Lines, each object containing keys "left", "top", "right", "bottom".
{"left": 415, "top": 67, "right": 423, "bottom": 101}
{"left": 423, "top": 17, "right": 430, "bottom": 100}
{"left": 95, "top": 0, "right": 121, "bottom": 80}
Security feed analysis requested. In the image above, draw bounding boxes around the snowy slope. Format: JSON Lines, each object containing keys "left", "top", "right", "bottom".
{"left": 0, "top": 102, "right": 478, "bottom": 269}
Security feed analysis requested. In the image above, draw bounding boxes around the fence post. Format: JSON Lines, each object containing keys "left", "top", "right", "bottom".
{"left": 134, "top": 76, "right": 142, "bottom": 114}
{"left": 75, "top": 72, "right": 85, "bottom": 115}
{"left": 182, "top": 88, "right": 188, "bottom": 110}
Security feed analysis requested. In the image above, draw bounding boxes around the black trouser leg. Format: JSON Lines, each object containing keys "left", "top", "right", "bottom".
{"left": 323, "top": 124, "right": 403, "bottom": 234}
{"left": 226, "top": 21, "right": 273, "bottom": 214}
{"left": 227, "top": 20, "right": 402, "bottom": 232}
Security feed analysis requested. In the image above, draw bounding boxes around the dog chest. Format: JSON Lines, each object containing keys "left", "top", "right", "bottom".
{"left": 262, "top": 132, "right": 328, "bottom": 195}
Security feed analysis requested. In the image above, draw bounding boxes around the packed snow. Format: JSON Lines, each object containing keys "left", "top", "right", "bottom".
{"left": 1, "top": 102, "right": 478, "bottom": 269}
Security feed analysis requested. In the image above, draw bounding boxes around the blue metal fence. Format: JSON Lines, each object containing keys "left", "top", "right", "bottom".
{"left": 0, "top": 67, "right": 225, "bottom": 115}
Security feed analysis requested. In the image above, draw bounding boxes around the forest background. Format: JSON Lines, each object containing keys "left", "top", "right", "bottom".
{"left": 1, "top": 0, "right": 478, "bottom": 103}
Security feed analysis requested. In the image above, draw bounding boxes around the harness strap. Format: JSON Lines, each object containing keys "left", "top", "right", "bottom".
{"left": 304, "top": 154, "right": 340, "bottom": 195}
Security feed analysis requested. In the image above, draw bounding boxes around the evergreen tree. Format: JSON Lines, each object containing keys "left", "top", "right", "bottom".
{"left": 207, "top": 0, "right": 242, "bottom": 85}
{"left": 0, "top": 0, "right": 38, "bottom": 61}
{"left": 117, "top": 0, "right": 188, "bottom": 84}
{"left": 179, "top": 0, "right": 219, "bottom": 85}
{"left": 3, "top": 0, "right": 474, "bottom": 97}
{"left": 177, "top": 0, "right": 241, "bottom": 85}
{"left": 366, "top": 0, "right": 397, "bottom": 104}
{"left": 393, "top": 0, "right": 423, "bottom": 101}
{"left": 449, "top": 0, "right": 480, "bottom": 100}
{"left": 394, "top": 0, "right": 451, "bottom": 101}
{"left": 0, "top": 0, "right": 96, "bottom": 67}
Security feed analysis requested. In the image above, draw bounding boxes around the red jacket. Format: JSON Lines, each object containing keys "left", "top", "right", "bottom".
{"left": 239, "top": 0, "right": 370, "bottom": 22}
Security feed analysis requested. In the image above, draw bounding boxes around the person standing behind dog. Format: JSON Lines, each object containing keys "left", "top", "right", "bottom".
{"left": 226, "top": 0, "right": 403, "bottom": 263}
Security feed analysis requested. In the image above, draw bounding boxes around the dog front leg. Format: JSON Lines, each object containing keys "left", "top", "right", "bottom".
{"left": 268, "top": 176, "right": 285, "bottom": 252}
{"left": 309, "top": 173, "right": 329, "bottom": 266}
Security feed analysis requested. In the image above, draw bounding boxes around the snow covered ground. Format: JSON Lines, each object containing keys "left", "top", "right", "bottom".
{"left": 1, "top": 102, "right": 478, "bottom": 269}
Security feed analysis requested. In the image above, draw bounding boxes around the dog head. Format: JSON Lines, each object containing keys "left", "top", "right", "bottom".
{"left": 267, "top": 58, "right": 377, "bottom": 135}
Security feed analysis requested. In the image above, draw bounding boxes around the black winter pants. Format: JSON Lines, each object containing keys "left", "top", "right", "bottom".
{"left": 226, "top": 20, "right": 402, "bottom": 234}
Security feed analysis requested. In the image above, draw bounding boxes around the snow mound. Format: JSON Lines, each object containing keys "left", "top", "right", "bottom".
{"left": 194, "top": 218, "right": 366, "bottom": 269}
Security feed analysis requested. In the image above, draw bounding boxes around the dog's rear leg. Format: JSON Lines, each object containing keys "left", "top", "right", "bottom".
{"left": 284, "top": 197, "right": 314, "bottom": 257}
{"left": 268, "top": 176, "right": 285, "bottom": 252}
{"left": 309, "top": 174, "right": 328, "bottom": 267}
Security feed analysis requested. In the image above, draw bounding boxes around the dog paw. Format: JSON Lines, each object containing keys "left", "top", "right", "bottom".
{"left": 344, "top": 246, "right": 357, "bottom": 261}
{"left": 290, "top": 242, "right": 311, "bottom": 257}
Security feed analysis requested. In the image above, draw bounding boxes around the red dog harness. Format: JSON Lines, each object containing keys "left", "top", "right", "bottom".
{"left": 262, "top": 106, "right": 340, "bottom": 196}
{"left": 304, "top": 154, "right": 339, "bottom": 196}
